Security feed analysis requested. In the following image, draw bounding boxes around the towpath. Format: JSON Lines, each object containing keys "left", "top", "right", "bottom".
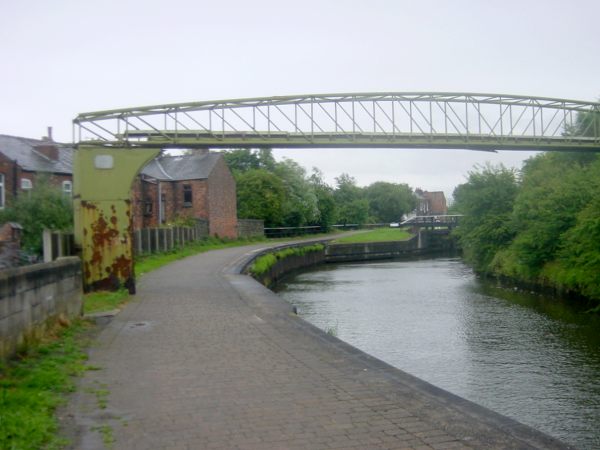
{"left": 65, "top": 241, "right": 570, "bottom": 450}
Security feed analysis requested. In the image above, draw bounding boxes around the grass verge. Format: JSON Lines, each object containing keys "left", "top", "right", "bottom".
{"left": 83, "top": 289, "right": 130, "bottom": 315}
{"left": 5, "top": 234, "right": 322, "bottom": 449}
{"left": 0, "top": 319, "right": 94, "bottom": 450}
{"left": 249, "top": 244, "right": 325, "bottom": 277}
{"left": 135, "top": 236, "right": 265, "bottom": 277}
{"left": 333, "top": 227, "right": 412, "bottom": 244}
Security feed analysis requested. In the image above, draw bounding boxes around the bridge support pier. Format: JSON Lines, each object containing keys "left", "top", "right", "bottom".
{"left": 73, "top": 145, "right": 160, "bottom": 293}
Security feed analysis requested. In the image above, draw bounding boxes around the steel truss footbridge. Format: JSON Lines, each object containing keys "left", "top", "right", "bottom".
{"left": 74, "top": 92, "right": 600, "bottom": 152}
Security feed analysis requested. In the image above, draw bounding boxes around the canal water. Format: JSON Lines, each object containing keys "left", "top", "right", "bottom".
{"left": 274, "top": 257, "right": 600, "bottom": 449}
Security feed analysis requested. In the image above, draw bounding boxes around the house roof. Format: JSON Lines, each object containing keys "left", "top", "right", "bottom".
{"left": 0, "top": 134, "right": 73, "bottom": 174}
{"left": 0, "top": 134, "right": 223, "bottom": 181}
{"left": 140, "top": 152, "right": 221, "bottom": 181}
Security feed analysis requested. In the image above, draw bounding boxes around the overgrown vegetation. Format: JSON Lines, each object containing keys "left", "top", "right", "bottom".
{"left": 223, "top": 148, "right": 417, "bottom": 229}
{"left": 249, "top": 244, "right": 325, "bottom": 277}
{"left": 452, "top": 150, "right": 600, "bottom": 307}
{"left": 0, "top": 177, "right": 72, "bottom": 255}
{"left": 84, "top": 289, "right": 130, "bottom": 314}
{"left": 333, "top": 228, "right": 412, "bottom": 244}
{"left": 0, "top": 320, "right": 92, "bottom": 450}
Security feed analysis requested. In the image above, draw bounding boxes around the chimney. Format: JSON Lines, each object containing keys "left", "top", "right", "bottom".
{"left": 36, "top": 126, "right": 58, "bottom": 160}
{"left": 35, "top": 144, "right": 59, "bottom": 161}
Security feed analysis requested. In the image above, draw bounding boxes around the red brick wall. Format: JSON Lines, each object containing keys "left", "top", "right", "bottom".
{"left": 424, "top": 192, "right": 448, "bottom": 215}
{"left": 159, "top": 180, "right": 209, "bottom": 224}
{"left": 207, "top": 156, "right": 237, "bottom": 238}
{"left": 131, "top": 178, "right": 212, "bottom": 230}
{"left": 129, "top": 154, "right": 237, "bottom": 238}
{"left": 131, "top": 177, "right": 163, "bottom": 230}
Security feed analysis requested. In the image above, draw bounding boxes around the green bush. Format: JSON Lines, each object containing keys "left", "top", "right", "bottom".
{"left": 0, "top": 177, "right": 73, "bottom": 255}
{"left": 454, "top": 151, "right": 600, "bottom": 305}
{"left": 249, "top": 244, "right": 325, "bottom": 277}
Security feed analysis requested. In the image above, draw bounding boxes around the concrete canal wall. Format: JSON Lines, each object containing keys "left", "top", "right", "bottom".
{"left": 326, "top": 230, "right": 456, "bottom": 263}
{"left": 245, "top": 243, "right": 327, "bottom": 287}
{"left": 246, "top": 230, "right": 457, "bottom": 286}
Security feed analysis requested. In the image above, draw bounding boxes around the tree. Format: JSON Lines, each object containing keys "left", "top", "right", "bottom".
{"left": 364, "top": 181, "right": 416, "bottom": 223}
{"left": 509, "top": 153, "right": 594, "bottom": 273}
{"left": 308, "top": 169, "right": 337, "bottom": 231}
{"left": 222, "top": 149, "right": 261, "bottom": 173}
{"left": 235, "top": 169, "right": 285, "bottom": 227}
{"left": 549, "top": 177, "right": 600, "bottom": 301}
{"left": 333, "top": 174, "right": 369, "bottom": 225}
{"left": 222, "top": 148, "right": 277, "bottom": 174}
{"left": 452, "top": 164, "right": 518, "bottom": 272}
{"left": 564, "top": 108, "right": 600, "bottom": 138}
{"left": 257, "top": 148, "right": 276, "bottom": 172}
{"left": 273, "top": 159, "right": 319, "bottom": 227}
{"left": 0, "top": 178, "right": 73, "bottom": 254}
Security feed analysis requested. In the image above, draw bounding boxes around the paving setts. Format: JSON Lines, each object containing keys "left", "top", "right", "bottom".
{"left": 65, "top": 242, "right": 572, "bottom": 450}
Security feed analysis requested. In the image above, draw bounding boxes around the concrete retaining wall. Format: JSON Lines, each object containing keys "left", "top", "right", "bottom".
{"left": 0, "top": 256, "right": 83, "bottom": 359}
{"left": 247, "top": 244, "right": 326, "bottom": 288}
{"left": 326, "top": 236, "right": 420, "bottom": 263}
{"left": 326, "top": 230, "right": 456, "bottom": 263}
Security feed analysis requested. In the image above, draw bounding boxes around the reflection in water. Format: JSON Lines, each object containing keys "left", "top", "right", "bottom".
{"left": 275, "top": 258, "right": 600, "bottom": 450}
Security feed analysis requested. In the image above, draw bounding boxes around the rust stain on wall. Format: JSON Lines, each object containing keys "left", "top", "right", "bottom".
{"left": 81, "top": 201, "right": 135, "bottom": 293}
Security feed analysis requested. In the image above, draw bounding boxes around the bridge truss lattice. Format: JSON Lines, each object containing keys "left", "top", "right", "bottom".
{"left": 74, "top": 92, "right": 600, "bottom": 152}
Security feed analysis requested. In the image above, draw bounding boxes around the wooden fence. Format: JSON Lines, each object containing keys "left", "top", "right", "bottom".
{"left": 43, "top": 229, "right": 75, "bottom": 263}
{"left": 133, "top": 219, "right": 209, "bottom": 255}
{"left": 42, "top": 220, "right": 209, "bottom": 261}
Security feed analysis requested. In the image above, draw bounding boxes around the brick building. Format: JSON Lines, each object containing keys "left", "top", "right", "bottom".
{"left": 132, "top": 150, "right": 238, "bottom": 238}
{"left": 0, "top": 132, "right": 73, "bottom": 208}
{"left": 415, "top": 189, "right": 448, "bottom": 216}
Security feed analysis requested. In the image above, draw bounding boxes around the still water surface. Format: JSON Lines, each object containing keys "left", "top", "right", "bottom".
{"left": 274, "top": 258, "right": 600, "bottom": 449}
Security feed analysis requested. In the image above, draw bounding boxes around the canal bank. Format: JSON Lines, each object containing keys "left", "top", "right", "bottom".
{"left": 274, "top": 256, "right": 600, "bottom": 449}
{"left": 246, "top": 230, "right": 456, "bottom": 288}
{"left": 65, "top": 240, "right": 571, "bottom": 449}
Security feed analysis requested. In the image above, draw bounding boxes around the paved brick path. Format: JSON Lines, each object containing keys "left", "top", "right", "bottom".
{"left": 65, "top": 242, "right": 571, "bottom": 450}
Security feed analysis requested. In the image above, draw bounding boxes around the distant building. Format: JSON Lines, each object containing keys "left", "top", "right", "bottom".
{"left": 414, "top": 189, "right": 448, "bottom": 216}
{"left": 131, "top": 150, "right": 238, "bottom": 239}
{"left": 0, "top": 131, "right": 74, "bottom": 208}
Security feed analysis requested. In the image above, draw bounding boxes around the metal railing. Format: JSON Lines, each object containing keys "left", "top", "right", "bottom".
{"left": 401, "top": 214, "right": 463, "bottom": 227}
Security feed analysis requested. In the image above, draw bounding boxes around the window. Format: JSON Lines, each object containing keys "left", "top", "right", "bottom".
{"left": 21, "top": 178, "right": 33, "bottom": 190}
{"left": 183, "top": 184, "right": 192, "bottom": 207}
{"left": 0, "top": 174, "right": 4, "bottom": 209}
{"left": 62, "top": 180, "right": 72, "bottom": 196}
{"left": 144, "top": 201, "right": 153, "bottom": 216}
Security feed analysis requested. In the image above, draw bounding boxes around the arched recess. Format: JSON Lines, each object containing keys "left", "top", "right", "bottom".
{"left": 73, "top": 145, "right": 161, "bottom": 293}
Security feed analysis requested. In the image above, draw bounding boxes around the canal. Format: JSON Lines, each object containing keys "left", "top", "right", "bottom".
{"left": 274, "top": 257, "right": 600, "bottom": 449}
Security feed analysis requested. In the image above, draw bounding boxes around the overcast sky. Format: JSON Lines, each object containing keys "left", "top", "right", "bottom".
{"left": 1, "top": 0, "right": 599, "bottom": 199}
